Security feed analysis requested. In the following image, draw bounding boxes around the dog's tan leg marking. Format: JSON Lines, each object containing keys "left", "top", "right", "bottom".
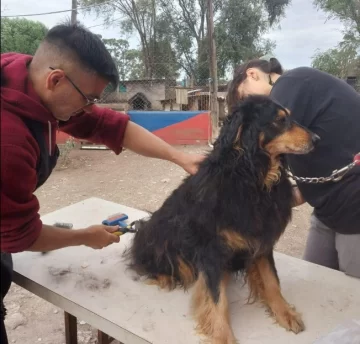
{"left": 233, "top": 126, "right": 243, "bottom": 153}
{"left": 264, "top": 158, "right": 281, "bottom": 190}
{"left": 247, "top": 257, "right": 305, "bottom": 334}
{"left": 259, "top": 133, "right": 281, "bottom": 190}
{"left": 192, "top": 273, "right": 237, "bottom": 344}
{"left": 146, "top": 274, "right": 176, "bottom": 291}
{"left": 220, "top": 230, "right": 248, "bottom": 252}
{"left": 246, "top": 262, "right": 263, "bottom": 304}
{"left": 177, "top": 257, "right": 196, "bottom": 289}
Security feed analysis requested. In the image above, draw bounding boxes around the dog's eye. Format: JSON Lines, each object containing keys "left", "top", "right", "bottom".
{"left": 276, "top": 116, "right": 287, "bottom": 124}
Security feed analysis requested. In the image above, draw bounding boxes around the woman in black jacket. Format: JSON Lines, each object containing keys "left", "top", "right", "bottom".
{"left": 227, "top": 57, "right": 360, "bottom": 278}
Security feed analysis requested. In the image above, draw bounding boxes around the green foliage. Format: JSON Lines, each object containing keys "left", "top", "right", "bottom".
{"left": 215, "top": 0, "right": 277, "bottom": 78}
{"left": 124, "top": 49, "right": 146, "bottom": 79}
{"left": 102, "top": 38, "right": 135, "bottom": 79}
{"left": 100, "top": 37, "right": 146, "bottom": 80}
{"left": 81, "top": 0, "right": 179, "bottom": 79}
{"left": 101, "top": 37, "right": 178, "bottom": 80}
{"left": 313, "top": 0, "right": 360, "bottom": 34}
{"left": 312, "top": 43, "right": 360, "bottom": 78}
{"left": 1, "top": 18, "right": 48, "bottom": 55}
{"left": 80, "top": 0, "right": 290, "bottom": 83}
{"left": 312, "top": 0, "right": 360, "bottom": 78}
{"left": 156, "top": 0, "right": 210, "bottom": 84}
{"left": 262, "top": 0, "right": 292, "bottom": 25}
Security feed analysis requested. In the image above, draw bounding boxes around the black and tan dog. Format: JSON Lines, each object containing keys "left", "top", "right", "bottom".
{"left": 125, "top": 95, "right": 319, "bottom": 343}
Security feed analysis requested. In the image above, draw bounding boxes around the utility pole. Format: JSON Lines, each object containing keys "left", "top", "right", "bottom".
{"left": 207, "top": 0, "right": 218, "bottom": 142}
{"left": 71, "top": 0, "right": 78, "bottom": 25}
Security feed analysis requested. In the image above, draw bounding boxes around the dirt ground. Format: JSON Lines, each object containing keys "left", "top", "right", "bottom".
{"left": 4, "top": 146, "right": 313, "bottom": 344}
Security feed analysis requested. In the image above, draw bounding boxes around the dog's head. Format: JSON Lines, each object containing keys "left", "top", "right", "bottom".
{"left": 219, "top": 95, "right": 319, "bottom": 157}
{"left": 215, "top": 95, "right": 319, "bottom": 188}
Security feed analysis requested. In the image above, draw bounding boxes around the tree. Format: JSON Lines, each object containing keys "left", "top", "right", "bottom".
{"left": 103, "top": 38, "right": 146, "bottom": 79}
{"left": 1, "top": 18, "right": 48, "bottom": 55}
{"left": 149, "top": 16, "right": 180, "bottom": 79}
{"left": 125, "top": 49, "right": 146, "bottom": 79}
{"left": 102, "top": 38, "right": 133, "bottom": 80}
{"left": 80, "top": 0, "right": 290, "bottom": 84}
{"left": 156, "top": 0, "right": 290, "bottom": 83}
{"left": 215, "top": 0, "right": 277, "bottom": 78}
{"left": 312, "top": 43, "right": 360, "bottom": 79}
{"left": 313, "top": 0, "right": 360, "bottom": 37}
{"left": 80, "top": 0, "right": 177, "bottom": 78}
{"left": 312, "top": 0, "right": 360, "bottom": 78}
{"left": 101, "top": 36, "right": 177, "bottom": 80}
{"left": 156, "top": 0, "right": 211, "bottom": 84}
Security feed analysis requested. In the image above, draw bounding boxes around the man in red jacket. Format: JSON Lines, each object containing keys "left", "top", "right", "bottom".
{"left": 0, "top": 22, "right": 204, "bottom": 343}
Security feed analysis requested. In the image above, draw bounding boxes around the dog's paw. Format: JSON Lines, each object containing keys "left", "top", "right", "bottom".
{"left": 210, "top": 335, "right": 238, "bottom": 344}
{"left": 198, "top": 326, "right": 238, "bottom": 344}
{"left": 212, "top": 328, "right": 238, "bottom": 344}
{"left": 275, "top": 306, "right": 305, "bottom": 334}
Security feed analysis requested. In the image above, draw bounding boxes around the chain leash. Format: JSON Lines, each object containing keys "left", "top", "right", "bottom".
{"left": 287, "top": 153, "right": 360, "bottom": 184}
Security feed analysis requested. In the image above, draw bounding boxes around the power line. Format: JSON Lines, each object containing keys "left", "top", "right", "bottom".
{"left": 1, "top": 2, "right": 112, "bottom": 18}
{"left": 87, "top": 17, "right": 122, "bottom": 29}
{"left": 1, "top": 8, "right": 78, "bottom": 17}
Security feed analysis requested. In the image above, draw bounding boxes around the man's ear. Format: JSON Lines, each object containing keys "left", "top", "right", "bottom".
{"left": 46, "top": 69, "right": 65, "bottom": 91}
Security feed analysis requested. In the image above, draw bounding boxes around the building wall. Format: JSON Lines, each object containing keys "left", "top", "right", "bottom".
{"left": 56, "top": 108, "right": 212, "bottom": 145}
{"left": 163, "top": 101, "right": 181, "bottom": 111}
{"left": 127, "top": 110, "right": 211, "bottom": 145}
{"left": 120, "top": 82, "right": 167, "bottom": 110}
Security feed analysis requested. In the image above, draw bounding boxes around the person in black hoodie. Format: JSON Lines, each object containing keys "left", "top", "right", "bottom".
{"left": 227, "top": 57, "right": 360, "bottom": 278}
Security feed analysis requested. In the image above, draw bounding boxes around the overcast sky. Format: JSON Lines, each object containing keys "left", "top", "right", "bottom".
{"left": 2, "top": 0, "right": 344, "bottom": 70}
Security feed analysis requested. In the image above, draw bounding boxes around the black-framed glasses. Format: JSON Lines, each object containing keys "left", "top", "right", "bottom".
{"left": 49, "top": 67, "right": 100, "bottom": 106}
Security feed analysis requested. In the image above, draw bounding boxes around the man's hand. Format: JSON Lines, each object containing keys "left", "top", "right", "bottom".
{"left": 173, "top": 152, "right": 206, "bottom": 175}
{"left": 28, "top": 224, "right": 120, "bottom": 252}
{"left": 80, "top": 225, "right": 120, "bottom": 249}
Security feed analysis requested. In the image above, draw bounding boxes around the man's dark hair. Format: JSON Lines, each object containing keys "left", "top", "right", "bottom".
{"left": 44, "top": 20, "right": 119, "bottom": 91}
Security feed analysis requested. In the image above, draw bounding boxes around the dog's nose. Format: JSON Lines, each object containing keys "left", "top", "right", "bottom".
{"left": 311, "top": 133, "right": 320, "bottom": 145}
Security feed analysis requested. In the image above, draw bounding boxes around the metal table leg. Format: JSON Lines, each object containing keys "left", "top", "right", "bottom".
{"left": 64, "top": 312, "right": 78, "bottom": 344}
{"left": 97, "top": 330, "right": 116, "bottom": 344}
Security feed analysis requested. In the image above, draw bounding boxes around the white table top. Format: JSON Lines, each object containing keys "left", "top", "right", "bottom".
{"left": 12, "top": 198, "right": 360, "bottom": 344}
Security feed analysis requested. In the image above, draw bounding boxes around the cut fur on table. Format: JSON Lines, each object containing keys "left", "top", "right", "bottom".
{"left": 124, "top": 95, "right": 319, "bottom": 344}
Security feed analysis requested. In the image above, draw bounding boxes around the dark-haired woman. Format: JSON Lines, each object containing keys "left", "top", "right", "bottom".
{"left": 227, "top": 58, "right": 360, "bottom": 278}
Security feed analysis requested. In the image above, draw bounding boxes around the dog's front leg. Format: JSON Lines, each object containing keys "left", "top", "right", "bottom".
{"left": 247, "top": 251, "right": 305, "bottom": 333}
{"left": 191, "top": 271, "right": 237, "bottom": 344}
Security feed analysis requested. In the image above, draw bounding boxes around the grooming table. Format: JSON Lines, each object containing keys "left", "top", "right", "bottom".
{"left": 12, "top": 198, "right": 360, "bottom": 344}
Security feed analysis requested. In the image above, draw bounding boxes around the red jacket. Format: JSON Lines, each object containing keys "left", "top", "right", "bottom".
{"left": 1, "top": 53, "right": 130, "bottom": 253}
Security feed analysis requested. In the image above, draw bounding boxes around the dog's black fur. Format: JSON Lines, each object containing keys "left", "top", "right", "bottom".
{"left": 125, "top": 95, "right": 316, "bottom": 342}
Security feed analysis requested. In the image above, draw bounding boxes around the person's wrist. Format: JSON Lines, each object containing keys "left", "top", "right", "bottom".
{"left": 292, "top": 186, "right": 305, "bottom": 207}
{"left": 73, "top": 228, "right": 90, "bottom": 246}
{"left": 169, "top": 149, "right": 187, "bottom": 168}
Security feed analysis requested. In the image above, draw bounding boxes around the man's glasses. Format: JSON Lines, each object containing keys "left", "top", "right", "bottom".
{"left": 49, "top": 67, "right": 100, "bottom": 107}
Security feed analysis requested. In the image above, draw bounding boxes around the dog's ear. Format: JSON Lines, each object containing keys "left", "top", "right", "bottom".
{"left": 236, "top": 99, "right": 266, "bottom": 157}
{"left": 240, "top": 121, "right": 261, "bottom": 157}
{"left": 239, "top": 96, "right": 269, "bottom": 122}
{"left": 215, "top": 105, "right": 245, "bottom": 151}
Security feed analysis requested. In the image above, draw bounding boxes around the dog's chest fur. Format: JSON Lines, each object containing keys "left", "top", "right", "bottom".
{"left": 224, "top": 174, "right": 294, "bottom": 272}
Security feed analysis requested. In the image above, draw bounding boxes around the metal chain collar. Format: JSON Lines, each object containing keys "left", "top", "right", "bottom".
{"left": 287, "top": 153, "right": 360, "bottom": 184}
